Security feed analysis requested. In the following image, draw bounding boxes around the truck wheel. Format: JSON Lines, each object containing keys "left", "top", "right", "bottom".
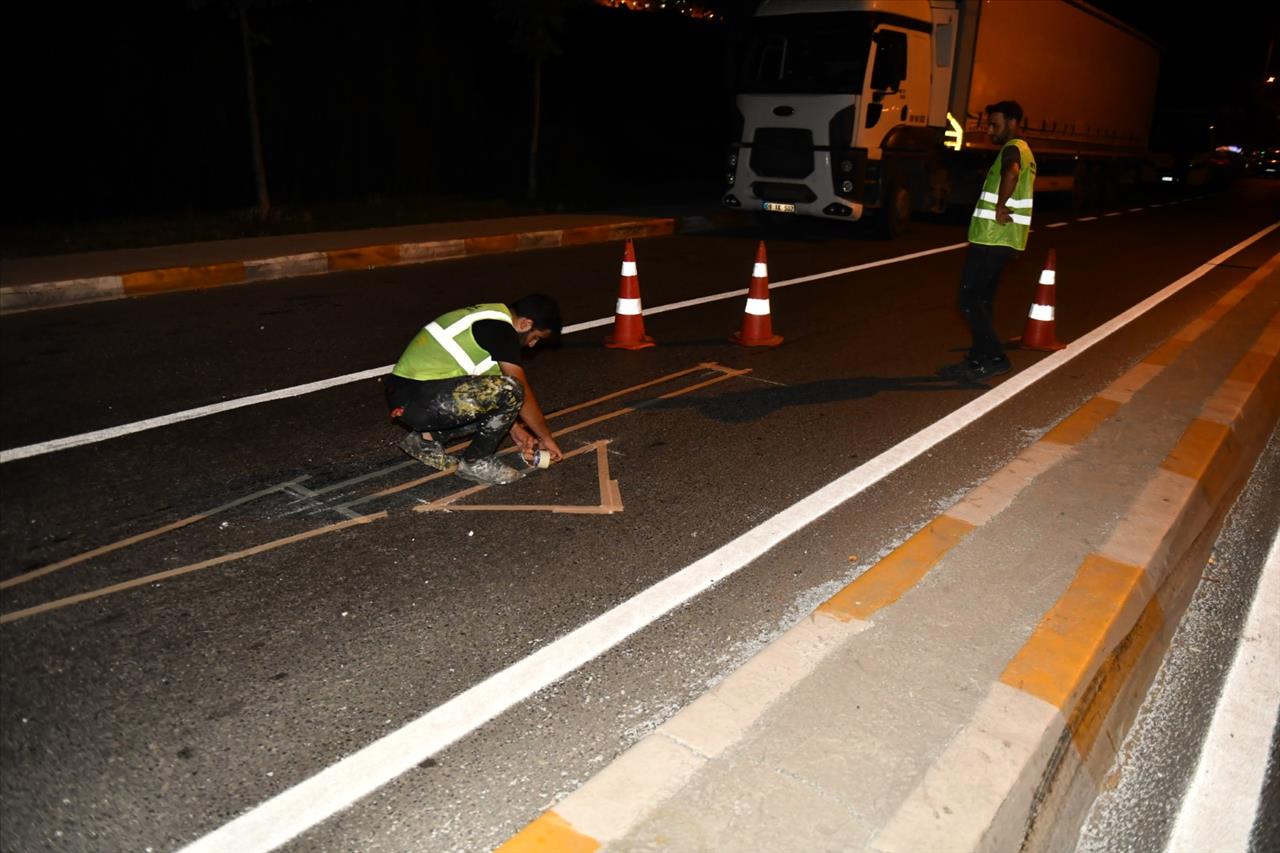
{"left": 879, "top": 183, "right": 911, "bottom": 239}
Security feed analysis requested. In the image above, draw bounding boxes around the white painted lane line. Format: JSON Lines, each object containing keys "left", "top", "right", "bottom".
{"left": 0, "top": 366, "right": 389, "bottom": 464}
{"left": 175, "top": 222, "right": 1280, "bottom": 853}
{"left": 1105, "top": 212, "right": 1124, "bottom": 217}
{"left": 2, "top": 244, "right": 967, "bottom": 464}
{"left": 1165, "top": 525, "right": 1280, "bottom": 853}
{"left": 563, "top": 242, "right": 969, "bottom": 332}
{"left": 1129, "top": 207, "right": 1145, "bottom": 213}
{"left": 1046, "top": 222, "right": 1070, "bottom": 229}
{"left": 1077, "top": 216, "right": 1099, "bottom": 222}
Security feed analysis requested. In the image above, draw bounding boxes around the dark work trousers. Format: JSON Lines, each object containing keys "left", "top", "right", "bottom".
{"left": 385, "top": 373, "right": 523, "bottom": 460}
{"left": 957, "top": 242, "right": 1019, "bottom": 362}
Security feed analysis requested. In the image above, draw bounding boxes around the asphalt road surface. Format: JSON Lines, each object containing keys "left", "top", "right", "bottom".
{"left": 3, "top": 181, "right": 1278, "bottom": 852}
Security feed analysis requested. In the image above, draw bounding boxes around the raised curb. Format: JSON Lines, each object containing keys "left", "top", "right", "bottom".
{"left": 0, "top": 217, "right": 685, "bottom": 314}
{"left": 497, "top": 257, "right": 1280, "bottom": 852}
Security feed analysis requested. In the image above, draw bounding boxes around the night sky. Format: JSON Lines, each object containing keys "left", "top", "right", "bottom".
{"left": 3, "top": 1, "right": 1276, "bottom": 236}
{"left": 1091, "top": 0, "right": 1279, "bottom": 151}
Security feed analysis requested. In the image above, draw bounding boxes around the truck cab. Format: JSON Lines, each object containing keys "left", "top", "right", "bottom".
{"left": 722, "top": 0, "right": 953, "bottom": 234}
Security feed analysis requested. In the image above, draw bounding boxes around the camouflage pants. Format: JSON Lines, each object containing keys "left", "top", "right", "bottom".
{"left": 385, "top": 373, "right": 523, "bottom": 460}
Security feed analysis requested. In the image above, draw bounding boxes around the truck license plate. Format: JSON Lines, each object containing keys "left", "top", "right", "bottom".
{"left": 762, "top": 202, "right": 795, "bottom": 214}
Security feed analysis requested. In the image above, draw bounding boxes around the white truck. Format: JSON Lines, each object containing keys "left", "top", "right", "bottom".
{"left": 721, "top": 0, "right": 1161, "bottom": 236}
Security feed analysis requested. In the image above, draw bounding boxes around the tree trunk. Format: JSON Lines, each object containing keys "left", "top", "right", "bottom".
{"left": 527, "top": 56, "right": 542, "bottom": 203}
{"left": 239, "top": 5, "right": 271, "bottom": 223}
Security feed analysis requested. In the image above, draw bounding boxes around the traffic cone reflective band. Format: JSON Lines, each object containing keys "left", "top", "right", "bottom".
{"left": 1020, "top": 248, "right": 1064, "bottom": 351}
{"left": 604, "top": 239, "right": 656, "bottom": 350}
{"left": 730, "top": 241, "right": 783, "bottom": 347}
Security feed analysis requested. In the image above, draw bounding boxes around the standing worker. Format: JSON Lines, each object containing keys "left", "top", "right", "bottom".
{"left": 386, "top": 294, "right": 564, "bottom": 486}
{"left": 939, "top": 100, "right": 1037, "bottom": 381}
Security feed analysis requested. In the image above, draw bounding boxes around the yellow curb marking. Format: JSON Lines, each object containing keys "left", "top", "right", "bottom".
{"left": 325, "top": 244, "right": 402, "bottom": 271}
{"left": 817, "top": 514, "right": 974, "bottom": 622}
{"left": 1000, "top": 553, "right": 1149, "bottom": 712}
{"left": 1162, "top": 418, "right": 1237, "bottom": 504}
{"left": 121, "top": 261, "right": 246, "bottom": 295}
{"left": 1002, "top": 296, "right": 1280, "bottom": 753}
{"left": 464, "top": 234, "right": 520, "bottom": 255}
{"left": 1228, "top": 349, "right": 1274, "bottom": 386}
{"left": 814, "top": 263, "right": 1278, "bottom": 628}
{"left": 1069, "top": 588, "right": 1162, "bottom": 759}
{"left": 496, "top": 811, "right": 599, "bottom": 853}
{"left": 1142, "top": 337, "right": 1192, "bottom": 367}
{"left": 1041, "top": 396, "right": 1122, "bottom": 446}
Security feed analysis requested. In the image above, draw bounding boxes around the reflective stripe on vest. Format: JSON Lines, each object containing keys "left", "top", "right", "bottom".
{"left": 425, "top": 309, "right": 512, "bottom": 375}
{"left": 391, "top": 303, "right": 514, "bottom": 380}
{"left": 968, "top": 139, "right": 1036, "bottom": 251}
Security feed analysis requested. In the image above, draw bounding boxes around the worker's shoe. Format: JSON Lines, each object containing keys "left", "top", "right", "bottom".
{"left": 938, "top": 355, "right": 1011, "bottom": 382}
{"left": 398, "top": 432, "right": 456, "bottom": 471}
{"left": 455, "top": 456, "right": 522, "bottom": 486}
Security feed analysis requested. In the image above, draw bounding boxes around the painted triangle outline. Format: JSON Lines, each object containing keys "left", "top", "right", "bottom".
{"left": 413, "top": 439, "right": 622, "bottom": 514}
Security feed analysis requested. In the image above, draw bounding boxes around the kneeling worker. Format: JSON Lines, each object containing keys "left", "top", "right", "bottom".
{"left": 385, "top": 294, "right": 564, "bottom": 485}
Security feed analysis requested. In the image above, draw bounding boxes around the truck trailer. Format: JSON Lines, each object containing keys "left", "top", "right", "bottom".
{"left": 721, "top": 0, "right": 1161, "bottom": 236}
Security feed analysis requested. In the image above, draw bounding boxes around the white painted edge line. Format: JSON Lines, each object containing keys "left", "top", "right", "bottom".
{"left": 1, "top": 243, "right": 967, "bottom": 463}
{"left": 175, "top": 223, "right": 1280, "bottom": 853}
{"left": 1165, "top": 523, "right": 1280, "bottom": 853}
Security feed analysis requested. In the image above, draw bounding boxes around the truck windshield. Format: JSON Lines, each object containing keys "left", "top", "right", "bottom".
{"left": 739, "top": 12, "right": 874, "bottom": 95}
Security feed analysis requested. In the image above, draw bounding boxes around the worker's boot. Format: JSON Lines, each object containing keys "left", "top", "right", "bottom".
{"left": 454, "top": 455, "right": 522, "bottom": 486}
{"left": 398, "top": 432, "right": 456, "bottom": 471}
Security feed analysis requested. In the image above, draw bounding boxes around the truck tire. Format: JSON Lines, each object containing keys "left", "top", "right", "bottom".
{"left": 879, "top": 183, "right": 911, "bottom": 239}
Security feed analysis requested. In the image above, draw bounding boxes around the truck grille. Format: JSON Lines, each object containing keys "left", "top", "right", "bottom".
{"left": 751, "top": 182, "right": 816, "bottom": 203}
{"left": 749, "top": 128, "right": 814, "bottom": 178}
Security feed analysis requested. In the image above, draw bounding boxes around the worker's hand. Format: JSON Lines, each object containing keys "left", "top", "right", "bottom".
{"left": 537, "top": 436, "right": 564, "bottom": 463}
{"left": 509, "top": 422, "right": 536, "bottom": 454}
{"left": 996, "top": 207, "right": 1012, "bottom": 224}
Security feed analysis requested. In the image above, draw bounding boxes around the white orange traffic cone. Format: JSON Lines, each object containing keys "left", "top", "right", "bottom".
{"left": 604, "top": 239, "right": 656, "bottom": 350}
{"left": 730, "top": 241, "right": 783, "bottom": 347}
{"left": 1019, "top": 249, "right": 1064, "bottom": 351}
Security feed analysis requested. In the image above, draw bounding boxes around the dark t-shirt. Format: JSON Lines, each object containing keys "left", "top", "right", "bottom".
{"left": 472, "top": 319, "right": 521, "bottom": 367}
